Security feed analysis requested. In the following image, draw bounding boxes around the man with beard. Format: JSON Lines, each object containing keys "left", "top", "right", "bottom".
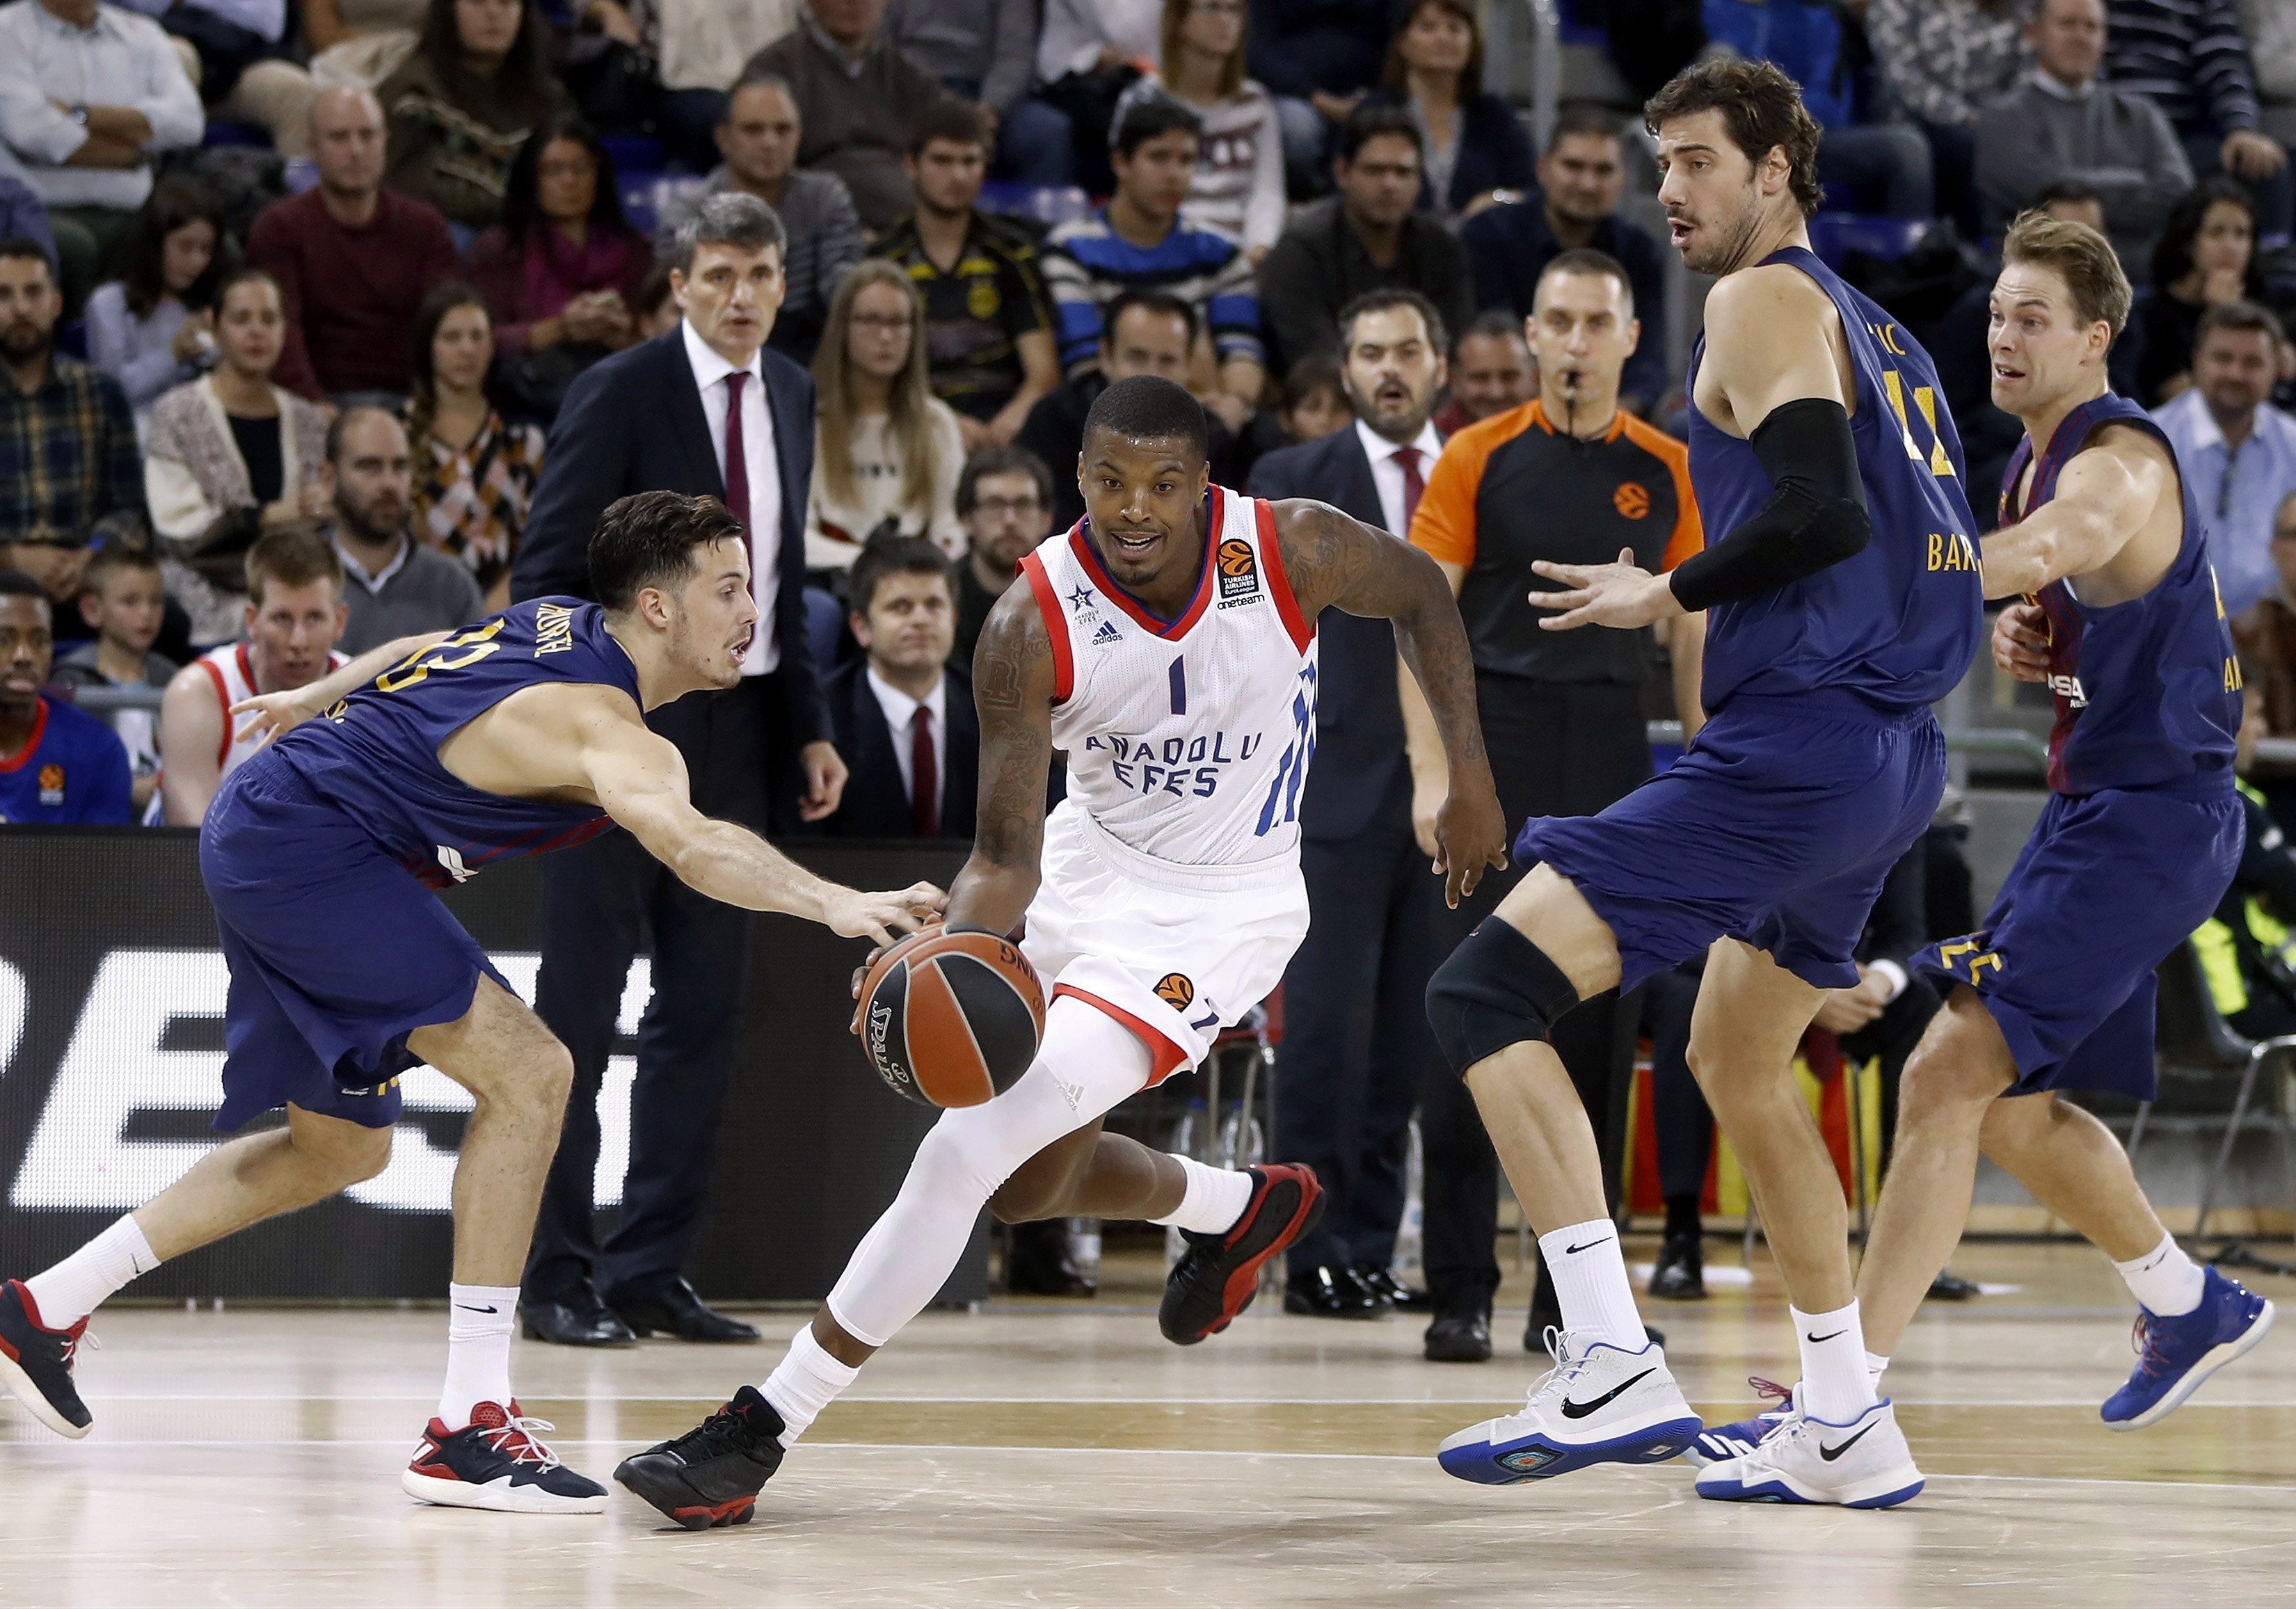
{"left": 950, "top": 445, "right": 1053, "bottom": 667}
{"left": 1432, "top": 310, "right": 1536, "bottom": 436}
{"left": 323, "top": 407, "right": 485, "bottom": 653}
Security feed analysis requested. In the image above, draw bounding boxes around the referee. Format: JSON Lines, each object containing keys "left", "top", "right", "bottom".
{"left": 1402, "top": 248, "right": 1705, "bottom": 1362}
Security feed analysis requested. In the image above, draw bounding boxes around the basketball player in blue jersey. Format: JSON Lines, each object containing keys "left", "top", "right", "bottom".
{"left": 1693, "top": 214, "right": 2276, "bottom": 1489}
{"left": 1425, "top": 57, "right": 1981, "bottom": 1507}
{"left": 0, "top": 493, "right": 941, "bottom": 1514}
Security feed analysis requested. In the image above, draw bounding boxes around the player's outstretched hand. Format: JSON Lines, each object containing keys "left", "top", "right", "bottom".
{"left": 825, "top": 881, "right": 946, "bottom": 946}
{"left": 1529, "top": 548, "right": 1681, "bottom": 632}
{"left": 228, "top": 688, "right": 325, "bottom": 752}
{"left": 1432, "top": 785, "right": 1509, "bottom": 909}
{"left": 1992, "top": 601, "right": 2050, "bottom": 684}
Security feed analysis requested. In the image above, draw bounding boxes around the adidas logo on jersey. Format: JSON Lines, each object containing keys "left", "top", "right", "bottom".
{"left": 1090, "top": 621, "right": 1122, "bottom": 646}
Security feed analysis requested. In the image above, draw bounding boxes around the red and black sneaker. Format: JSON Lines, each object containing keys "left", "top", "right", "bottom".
{"left": 0, "top": 1279, "right": 93, "bottom": 1439}
{"left": 614, "top": 1385, "right": 787, "bottom": 1530}
{"left": 401, "top": 1400, "right": 607, "bottom": 1513}
{"left": 1159, "top": 1163, "right": 1325, "bottom": 1345}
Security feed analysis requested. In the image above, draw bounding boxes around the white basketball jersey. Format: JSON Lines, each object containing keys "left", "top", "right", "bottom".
{"left": 197, "top": 640, "right": 351, "bottom": 779}
{"left": 1021, "top": 483, "right": 1319, "bottom": 867}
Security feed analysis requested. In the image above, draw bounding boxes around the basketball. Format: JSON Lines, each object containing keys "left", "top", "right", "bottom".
{"left": 855, "top": 928, "right": 1046, "bottom": 1107}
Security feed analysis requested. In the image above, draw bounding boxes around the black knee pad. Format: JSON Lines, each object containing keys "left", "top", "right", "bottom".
{"left": 1426, "top": 920, "right": 1583, "bottom": 1076}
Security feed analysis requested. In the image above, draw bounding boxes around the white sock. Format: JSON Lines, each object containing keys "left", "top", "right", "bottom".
{"left": 1149, "top": 1155, "right": 1256, "bottom": 1234}
{"left": 1536, "top": 1220, "right": 1647, "bottom": 1352}
{"left": 24, "top": 1214, "right": 159, "bottom": 1328}
{"left": 438, "top": 1283, "right": 518, "bottom": 1429}
{"left": 1794, "top": 1302, "right": 1879, "bottom": 1423}
{"left": 1865, "top": 1349, "right": 1891, "bottom": 1388}
{"left": 760, "top": 1324, "right": 861, "bottom": 1448}
{"left": 2114, "top": 1233, "right": 2205, "bottom": 1316}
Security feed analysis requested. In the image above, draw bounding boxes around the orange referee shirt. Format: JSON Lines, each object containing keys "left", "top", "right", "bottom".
{"left": 1410, "top": 399, "right": 1702, "bottom": 684}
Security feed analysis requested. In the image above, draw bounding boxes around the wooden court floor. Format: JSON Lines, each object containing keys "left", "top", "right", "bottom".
{"left": 3, "top": 1238, "right": 2293, "bottom": 1608}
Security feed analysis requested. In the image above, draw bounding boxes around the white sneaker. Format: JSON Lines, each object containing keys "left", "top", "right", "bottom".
{"left": 1437, "top": 1327, "right": 1702, "bottom": 1484}
{"left": 1693, "top": 1386, "right": 1924, "bottom": 1508}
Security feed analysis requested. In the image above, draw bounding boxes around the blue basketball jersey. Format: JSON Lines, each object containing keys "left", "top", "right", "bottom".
{"left": 2002, "top": 392, "right": 2240, "bottom": 795}
{"left": 1686, "top": 246, "right": 1984, "bottom": 713}
{"left": 264, "top": 597, "right": 642, "bottom": 885}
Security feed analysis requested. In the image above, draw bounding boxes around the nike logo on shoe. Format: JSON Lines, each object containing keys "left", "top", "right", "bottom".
{"left": 1805, "top": 1329, "right": 1845, "bottom": 1343}
{"left": 1563, "top": 1239, "right": 1612, "bottom": 1255}
{"left": 1560, "top": 1368, "right": 1655, "bottom": 1418}
{"left": 1818, "top": 1423, "right": 1876, "bottom": 1461}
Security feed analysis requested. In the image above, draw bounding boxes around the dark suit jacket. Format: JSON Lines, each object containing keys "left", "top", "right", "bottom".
{"left": 1248, "top": 425, "right": 1422, "bottom": 844}
{"left": 820, "top": 659, "right": 980, "bottom": 839}
{"left": 1256, "top": 195, "right": 1476, "bottom": 377}
{"left": 509, "top": 328, "right": 828, "bottom": 747}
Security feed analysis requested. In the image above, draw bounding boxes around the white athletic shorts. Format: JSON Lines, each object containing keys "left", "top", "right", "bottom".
{"left": 1020, "top": 800, "right": 1310, "bottom": 1085}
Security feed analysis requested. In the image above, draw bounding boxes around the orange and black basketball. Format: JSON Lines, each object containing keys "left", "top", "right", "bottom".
{"left": 855, "top": 928, "right": 1046, "bottom": 1107}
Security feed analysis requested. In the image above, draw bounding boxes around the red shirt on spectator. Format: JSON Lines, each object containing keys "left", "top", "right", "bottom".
{"left": 248, "top": 187, "right": 464, "bottom": 398}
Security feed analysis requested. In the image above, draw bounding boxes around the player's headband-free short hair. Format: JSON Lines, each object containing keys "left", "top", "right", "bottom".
{"left": 2002, "top": 209, "right": 2133, "bottom": 339}
{"left": 669, "top": 191, "right": 787, "bottom": 276}
{"left": 1536, "top": 247, "right": 1636, "bottom": 314}
{"left": 245, "top": 525, "right": 344, "bottom": 608}
{"left": 1643, "top": 58, "right": 1824, "bottom": 220}
{"left": 1083, "top": 374, "right": 1210, "bottom": 467}
{"left": 590, "top": 490, "right": 748, "bottom": 612}
{"left": 849, "top": 534, "right": 955, "bottom": 615}
{"left": 1337, "top": 287, "right": 1449, "bottom": 356}
{"left": 957, "top": 444, "right": 1054, "bottom": 518}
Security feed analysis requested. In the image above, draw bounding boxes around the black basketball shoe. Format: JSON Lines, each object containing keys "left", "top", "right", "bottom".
{"left": 401, "top": 1401, "right": 608, "bottom": 1513}
{"left": 1159, "top": 1162, "right": 1325, "bottom": 1345}
{"left": 0, "top": 1279, "right": 93, "bottom": 1439}
{"left": 614, "top": 1385, "right": 788, "bottom": 1530}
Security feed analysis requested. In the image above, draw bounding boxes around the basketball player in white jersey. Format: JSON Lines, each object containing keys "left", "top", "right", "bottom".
{"left": 157, "top": 527, "right": 352, "bottom": 825}
{"left": 617, "top": 374, "right": 1509, "bottom": 1529}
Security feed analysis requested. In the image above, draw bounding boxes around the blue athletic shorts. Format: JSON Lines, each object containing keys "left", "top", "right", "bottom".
{"left": 198, "top": 754, "right": 511, "bottom": 1132}
{"left": 1913, "top": 779, "right": 2242, "bottom": 1100}
{"left": 1517, "top": 691, "right": 1947, "bottom": 994}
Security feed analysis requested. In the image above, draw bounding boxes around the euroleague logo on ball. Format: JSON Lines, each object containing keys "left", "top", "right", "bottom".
{"left": 1155, "top": 972, "right": 1196, "bottom": 1009}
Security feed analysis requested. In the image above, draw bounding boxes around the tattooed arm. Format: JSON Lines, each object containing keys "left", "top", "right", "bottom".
{"left": 944, "top": 579, "right": 1058, "bottom": 935}
{"left": 1273, "top": 498, "right": 1508, "bottom": 906}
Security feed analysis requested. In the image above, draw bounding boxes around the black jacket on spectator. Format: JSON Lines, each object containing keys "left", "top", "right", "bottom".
{"left": 1246, "top": 0, "right": 1390, "bottom": 99}
{"left": 1018, "top": 373, "right": 1239, "bottom": 533}
{"left": 1257, "top": 195, "right": 1476, "bottom": 378}
{"left": 820, "top": 658, "right": 980, "bottom": 838}
{"left": 1460, "top": 198, "right": 1670, "bottom": 413}
{"left": 1363, "top": 88, "right": 1537, "bottom": 216}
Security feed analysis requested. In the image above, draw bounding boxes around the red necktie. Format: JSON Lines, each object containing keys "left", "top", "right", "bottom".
{"left": 1395, "top": 445, "right": 1425, "bottom": 531}
{"left": 722, "top": 369, "right": 751, "bottom": 542}
{"left": 909, "top": 704, "right": 938, "bottom": 837}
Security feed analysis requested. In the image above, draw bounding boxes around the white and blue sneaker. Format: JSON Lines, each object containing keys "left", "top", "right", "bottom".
{"left": 2101, "top": 1266, "right": 2274, "bottom": 1431}
{"left": 1682, "top": 1375, "right": 1795, "bottom": 1468}
{"left": 1437, "top": 1327, "right": 1701, "bottom": 1484}
{"left": 1693, "top": 1386, "right": 1923, "bottom": 1509}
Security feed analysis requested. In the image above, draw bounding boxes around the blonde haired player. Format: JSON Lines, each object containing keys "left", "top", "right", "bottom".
{"left": 617, "top": 374, "right": 1508, "bottom": 1530}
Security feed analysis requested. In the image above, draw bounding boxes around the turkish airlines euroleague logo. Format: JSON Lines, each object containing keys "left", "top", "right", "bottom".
{"left": 1215, "top": 538, "right": 1260, "bottom": 602}
{"left": 1613, "top": 482, "right": 1650, "bottom": 520}
{"left": 1155, "top": 972, "right": 1195, "bottom": 1009}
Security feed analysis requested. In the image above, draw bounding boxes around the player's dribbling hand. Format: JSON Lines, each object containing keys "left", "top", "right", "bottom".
{"left": 1991, "top": 601, "right": 2050, "bottom": 684}
{"left": 1432, "top": 787, "right": 1509, "bottom": 909}
{"left": 228, "top": 689, "right": 323, "bottom": 751}
{"left": 1529, "top": 549, "right": 1683, "bottom": 631}
{"left": 826, "top": 881, "right": 946, "bottom": 947}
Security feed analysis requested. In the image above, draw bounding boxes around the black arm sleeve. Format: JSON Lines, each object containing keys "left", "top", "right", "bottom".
{"left": 1666, "top": 397, "right": 1872, "bottom": 613}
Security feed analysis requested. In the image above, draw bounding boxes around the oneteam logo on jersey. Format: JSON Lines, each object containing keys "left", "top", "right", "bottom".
{"left": 1215, "top": 538, "right": 1262, "bottom": 609}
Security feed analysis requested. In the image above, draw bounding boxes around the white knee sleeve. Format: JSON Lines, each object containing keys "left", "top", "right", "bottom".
{"left": 826, "top": 999, "right": 1155, "bottom": 1347}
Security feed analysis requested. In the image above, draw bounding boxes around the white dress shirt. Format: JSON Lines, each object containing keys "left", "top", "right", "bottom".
{"left": 866, "top": 663, "right": 947, "bottom": 819}
{"left": 1355, "top": 417, "right": 1446, "bottom": 538}
{"left": 2152, "top": 387, "right": 2296, "bottom": 618}
{"left": 683, "top": 317, "right": 783, "bottom": 675}
{"left": 0, "top": 0, "right": 205, "bottom": 210}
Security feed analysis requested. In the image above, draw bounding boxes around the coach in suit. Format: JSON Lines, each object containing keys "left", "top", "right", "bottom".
{"left": 821, "top": 536, "right": 980, "bottom": 840}
{"left": 509, "top": 193, "right": 847, "bottom": 1347}
{"left": 1249, "top": 288, "right": 1451, "bottom": 1322}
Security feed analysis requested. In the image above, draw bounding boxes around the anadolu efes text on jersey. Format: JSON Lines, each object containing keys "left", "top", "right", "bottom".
{"left": 1020, "top": 484, "right": 1320, "bottom": 866}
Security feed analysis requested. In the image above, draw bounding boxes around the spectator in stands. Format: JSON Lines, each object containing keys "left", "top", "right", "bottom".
{"left": 0, "top": 568, "right": 129, "bottom": 822}
{"left": 1432, "top": 307, "right": 1533, "bottom": 435}
{"left": 821, "top": 533, "right": 978, "bottom": 837}
{"left": 1867, "top": 0, "right": 2033, "bottom": 237}
{"left": 1974, "top": 0, "right": 2192, "bottom": 259}
{"left": 1363, "top": 0, "right": 1532, "bottom": 223}
{"left": 249, "top": 86, "right": 463, "bottom": 402}
{"left": 1247, "top": 0, "right": 1396, "bottom": 196}
{"left": 634, "top": 258, "right": 679, "bottom": 338}
{"left": 2129, "top": 178, "right": 2280, "bottom": 404}
{"left": 0, "top": 0, "right": 202, "bottom": 312}
{"left": 0, "top": 241, "right": 143, "bottom": 622}
{"left": 948, "top": 442, "right": 1050, "bottom": 665}
{"left": 50, "top": 543, "right": 170, "bottom": 813}
{"left": 405, "top": 282, "right": 544, "bottom": 609}
{"left": 84, "top": 176, "right": 228, "bottom": 440}
{"left": 643, "top": 0, "right": 799, "bottom": 174}
{"left": 2251, "top": 0, "right": 2296, "bottom": 154}
{"left": 2153, "top": 301, "right": 2296, "bottom": 619}
{"left": 1257, "top": 104, "right": 1474, "bottom": 378}
{"left": 2105, "top": 0, "right": 2290, "bottom": 243}
{"left": 1461, "top": 106, "right": 1668, "bottom": 417}
{"left": 742, "top": 0, "right": 951, "bottom": 234}
{"left": 662, "top": 70, "right": 866, "bottom": 367}
{"left": 1044, "top": 96, "right": 1264, "bottom": 432}
{"left": 1273, "top": 349, "right": 1348, "bottom": 441}
{"left": 875, "top": 102, "right": 1059, "bottom": 452}
{"left": 807, "top": 259, "right": 966, "bottom": 573}
{"left": 154, "top": 0, "right": 318, "bottom": 157}
{"left": 1117, "top": 0, "right": 1284, "bottom": 259}
{"left": 1032, "top": 0, "right": 1162, "bottom": 193}
{"left": 883, "top": 0, "right": 1058, "bottom": 186}
{"left": 156, "top": 527, "right": 348, "bottom": 824}
{"left": 1704, "top": 0, "right": 1935, "bottom": 220}
{"left": 303, "top": 0, "right": 427, "bottom": 83}
{"left": 468, "top": 115, "right": 648, "bottom": 421}
{"left": 0, "top": 154, "right": 53, "bottom": 269}
{"left": 321, "top": 404, "right": 484, "bottom": 650}
{"left": 378, "top": 0, "right": 571, "bottom": 234}
{"left": 145, "top": 268, "right": 330, "bottom": 647}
